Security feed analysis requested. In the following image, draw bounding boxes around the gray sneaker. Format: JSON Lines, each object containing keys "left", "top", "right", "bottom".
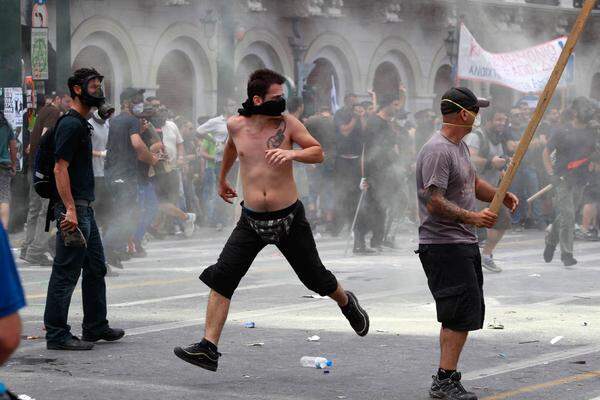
{"left": 482, "top": 255, "right": 502, "bottom": 273}
{"left": 430, "top": 372, "right": 477, "bottom": 400}
{"left": 183, "top": 213, "right": 196, "bottom": 237}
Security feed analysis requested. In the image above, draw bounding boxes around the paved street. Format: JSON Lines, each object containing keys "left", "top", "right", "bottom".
{"left": 3, "top": 226, "right": 600, "bottom": 400}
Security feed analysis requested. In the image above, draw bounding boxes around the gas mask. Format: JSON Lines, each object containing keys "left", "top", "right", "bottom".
{"left": 238, "top": 98, "right": 287, "bottom": 117}
{"left": 78, "top": 74, "right": 106, "bottom": 108}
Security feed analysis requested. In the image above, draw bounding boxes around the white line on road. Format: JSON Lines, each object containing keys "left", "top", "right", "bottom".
{"left": 109, "top": 280, "right": 293, "bottom": 307}
{"left": 463, "top": 343, "right": 600, "bottom": 381}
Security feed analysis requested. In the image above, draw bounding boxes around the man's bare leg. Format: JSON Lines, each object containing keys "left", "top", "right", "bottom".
{"left": 439, "top": 327, "right": 468, "bottom": 371}
{"left": 482, "top": 228, "right": 505, "bottom": 257}
{"left": 328, "top": 284, "right": 349, "bottom": 307}
{"left": 204, "top": 290, "right": 230, "bottom": 345}
{"left": 0, "top": 312, "right": 22, "bottom": 365}
{"left": 159, "top": 203, "right": 188, "bottom": 222}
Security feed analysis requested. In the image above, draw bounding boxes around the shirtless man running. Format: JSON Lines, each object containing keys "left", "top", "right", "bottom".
{"left": 174, "top": 69, "right": 369, "bottom": 372}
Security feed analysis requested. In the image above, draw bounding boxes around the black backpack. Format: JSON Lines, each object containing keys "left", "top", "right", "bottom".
{"left": 32, "top": 112, "right": 73, "bottom": 199}
{"left": 32, "top": 110, "right": 80, "bottom": 231}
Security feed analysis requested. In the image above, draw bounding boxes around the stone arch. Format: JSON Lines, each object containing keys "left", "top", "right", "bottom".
{"left": 304, "top": 32, "right": 361, "bottom": 99}
{"left": 149, "top": 22, "right": 216, "bottom": 118}
{"left": 366, "top": 37, "right": 423, "bottom": 110}
{"left": 427, "top": 44, "right": 452, "bottom": 94}
{"left": 71, "top": 16, "right": 140, "bottom": 105}
{"left": 72, "top": 46, "right": 116, "bottom": 104}
{"left": 234, "top": 28, "right": 294, "bottom": 80}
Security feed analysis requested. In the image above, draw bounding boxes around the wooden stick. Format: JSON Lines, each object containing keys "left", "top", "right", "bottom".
{"left": 527, "top": 183, "right": 553, "bottom": 204}
{"left": 489, "top": 0, "right": 596, "bottom": 214}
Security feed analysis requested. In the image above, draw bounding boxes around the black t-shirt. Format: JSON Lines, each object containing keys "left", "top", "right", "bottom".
{"left": 53, "top": 111, "right": 95, "bottom": 202}
{"left": 105, "top": 112, "right": 141, "bottom": 182}
{"left": 334, "top": 107, "right": 363, "bottom": 156}
{"left": 547, "top": 125, "right": 597, "bottom": 182}
{"left": 305, "top": 114, "right": 336, "bottom": 170}
{"left": 364, "top": 115, "right": 397, "bottom": 181}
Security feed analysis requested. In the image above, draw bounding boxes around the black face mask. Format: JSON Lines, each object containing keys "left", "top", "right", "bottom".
{"left": 149, "top": 116, "right": 167, "bottom": 129}
{"left": 78, "top": 75, "right": 106, "bottom": 108}
{"left": 238, "top": 98, "right": 286, "bottom": 117}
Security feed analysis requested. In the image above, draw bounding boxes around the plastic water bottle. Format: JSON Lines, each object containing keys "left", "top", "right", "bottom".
{"left": 300, "top": 356, "right": 333, "bottom": 369}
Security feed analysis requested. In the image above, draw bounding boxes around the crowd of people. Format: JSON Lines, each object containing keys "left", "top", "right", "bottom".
{"left": 1, "top": 73, "right": 599, "bottom": 275}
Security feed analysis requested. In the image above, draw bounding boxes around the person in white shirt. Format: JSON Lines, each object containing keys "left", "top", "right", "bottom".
{"left": 89, "top": 103, "right": 115, "bottom": 229}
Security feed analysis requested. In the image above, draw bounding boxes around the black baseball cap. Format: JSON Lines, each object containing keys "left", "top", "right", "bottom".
{"left": 120, "top": 87, "right": 145, "bottom": 104}
{"left": 441, "top": 87, "right": 490, "bottom": 115}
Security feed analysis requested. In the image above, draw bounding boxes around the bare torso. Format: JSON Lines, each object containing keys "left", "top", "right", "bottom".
{"left": 228, "top": 114, "right": 299, "bottom": 211}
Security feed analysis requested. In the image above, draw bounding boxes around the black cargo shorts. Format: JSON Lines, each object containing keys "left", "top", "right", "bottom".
{"left": 416, "top": 243, "right": 485, "bottom": 332}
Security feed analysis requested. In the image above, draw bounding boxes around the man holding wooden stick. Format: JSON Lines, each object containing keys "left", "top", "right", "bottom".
{"left": 416, "top": 88, "right": 518, "bottom": 400}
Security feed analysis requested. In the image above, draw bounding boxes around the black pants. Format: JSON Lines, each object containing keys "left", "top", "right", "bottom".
{"left": 417, "top": 243, "right": 484, "bottom": 332}
{"left": 354, "top": 182, "right": 386, "bottom": 249}
{"left": 333, "top": 157, "right": 361, "bottom": 233}
{"left": 200, "top": 201, "right": 338, "bottom": 299}
{"left": 44, "top": 204, "right": 109, "bottom": 343}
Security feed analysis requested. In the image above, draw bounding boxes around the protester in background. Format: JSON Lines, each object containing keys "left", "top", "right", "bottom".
{"left": 89, "top": 103, "right": 115, "bottom": 231}
{"left": 151, "top": 107, "right": 196, "bottom": 237}
{"left": 332, "top": 93, "right": 363, "bottom": 236}
{"left": 305, "top": 106, "right": 336, "bottom": 232}
{"left": 354, "top": 93, "right": 401, "bottom": 253}
{"left": 20, "top": 93, "right": 70, "bottom": 265}
{"left": 0, "top": 112, "right": 17, "bottom": 230}
{"left": 44, "top": 68, "right": 124, "bottom": 350}
{"left": 0, "top": 222, "right": 25, "bottom": 399}
{"left": 544, "top": 97, "right": 599, "bottom": 266}
{"left": 175, "top": 117, "right": 202, "bottom": 220}
{"left": 465, "top": 108, "right": 516, "bottom": 273}
{"left": 104, "top": 88, "right": 158, "bottom": 268}
{"left": 197, "top": 98, "right": 237, "bottom": 230}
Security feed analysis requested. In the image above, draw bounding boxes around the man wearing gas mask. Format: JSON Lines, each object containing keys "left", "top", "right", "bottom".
{"left": 174, "top": 69, "right": 369, "bottom": 372}
{"left": 465, "top": 109, "right": 517, "bottom": 273}
{"left": 44, "top": 68, "right": 124, "bottom": 350}
{"left": 104, "top": 88, "right": 159, "bottom": 269}
{"left": 543, "top": 97, "right": 599, "bottom": 266}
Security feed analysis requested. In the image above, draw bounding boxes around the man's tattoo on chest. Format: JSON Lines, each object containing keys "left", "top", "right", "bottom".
{"left": 266, "top": 119, "right": 286, "bottom": 149}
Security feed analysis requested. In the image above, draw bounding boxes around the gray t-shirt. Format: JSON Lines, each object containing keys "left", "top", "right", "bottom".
{"left": 416, "top": 132, "right": 478, "bottom": 244}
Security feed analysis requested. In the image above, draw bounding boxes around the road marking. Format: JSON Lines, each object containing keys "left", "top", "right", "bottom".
{"left": 16, "top": 288, "right": 410, "bottom": 353}
{"left": 480, "top": 371, "right": 600, "bottom": 400}
{"left": 110, "top": 280, "right": 293, "bottom": 307}
{"left": 25, "top": 277, "right": 195, "bottom": 299}
{"left": 464, "top": 344, "right": 600, "bottom": 381}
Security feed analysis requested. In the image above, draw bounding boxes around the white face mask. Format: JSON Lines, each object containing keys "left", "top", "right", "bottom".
{"left": 132, "top": 102, "right": 144, "bottom": 115}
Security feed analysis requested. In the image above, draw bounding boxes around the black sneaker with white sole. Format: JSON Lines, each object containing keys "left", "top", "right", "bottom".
{"left": 174, "top": 341, "right": 221, "bottom": 371}
{"left": 430, "top": 372, "right": 477, "bottom": 400}
{"left": 340, "top": 291, "right": 369, "bottom": 337}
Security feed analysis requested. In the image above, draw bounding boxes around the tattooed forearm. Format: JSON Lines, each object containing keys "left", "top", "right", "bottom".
{"left": 423, "top": 186, "right": 472, "bottom": 224}
{"left": 266, "top": 118, "right": 286, "bottom": 149}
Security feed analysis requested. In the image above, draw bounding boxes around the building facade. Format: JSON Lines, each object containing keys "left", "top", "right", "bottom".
{"left": 36, "top": 0, "right": 600, "bottom": 121}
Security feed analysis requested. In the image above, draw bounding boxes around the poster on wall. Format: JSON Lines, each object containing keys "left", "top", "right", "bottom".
{"left": 31, "top": 27, "right": 49, "bottom": 80}
{"left": 4, "top": 87, "right": 24, "bottom": 130}
{"left": 32, "top": 0, "right": 48, "bottom": 28}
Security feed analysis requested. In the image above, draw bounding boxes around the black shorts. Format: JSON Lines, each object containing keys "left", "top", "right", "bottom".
{"left": 417, "top": 243, "right": 485, "bottom": 332}
{"left": 199, "top": 201, "right": 338, "bottom": 299}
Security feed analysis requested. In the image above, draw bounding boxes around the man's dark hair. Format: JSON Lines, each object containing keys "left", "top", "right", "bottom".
{"left": 67, "top": 67, "right": 101, "bottom": 99}
{"left": 146, "top": 96, "right": 158, "bottom": 102}
{"left": 287, "top": 97, "right": 303, "bottom": 114}
{"left": 360, "top": 101, "right": 373, "bottom": 109}
{"left": 247, "top": 69, "right": 286, "bottom": 99}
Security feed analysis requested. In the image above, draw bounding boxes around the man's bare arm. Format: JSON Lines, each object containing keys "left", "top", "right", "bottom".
{"left": 8, "top": 139, "right": 17, "bottom": 171}
{"left": 288, "top": 115, "right": 324, "bottom": 164}
{"left": 218, "top": 133, "right": 238, "bottom": 183}
{"left": 54, "top": 159, "right": 75, "bottom": 212}
{"left": 424, "top": 186, "right": 498, "bottom": 228}
{"left": 424, "top": 186, "right": 474, "bottom": 224}
{"left": 475, "top": 176, "right": 496, "bottom": 203}
{"left": 339, "top": 116, "right": 357, "bottom": 136}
